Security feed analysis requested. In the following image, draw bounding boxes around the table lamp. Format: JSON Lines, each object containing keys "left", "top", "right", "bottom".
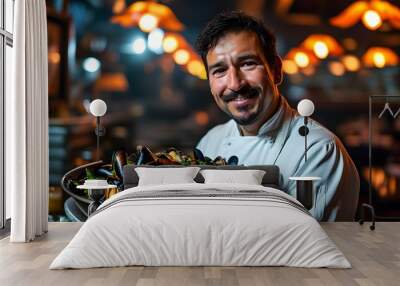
{"left": 89, "top": 99, "right": 107, "bottom": 160}
{"left": 289, "top": 99, "right": 320, "bottom": 210}
{"left": 297, "top": 99, "right": 315, "bottom": 163}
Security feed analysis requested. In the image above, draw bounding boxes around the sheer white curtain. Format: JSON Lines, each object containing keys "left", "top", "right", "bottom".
{"left": 7, "top": 0, "right": 49, "bottom": 242}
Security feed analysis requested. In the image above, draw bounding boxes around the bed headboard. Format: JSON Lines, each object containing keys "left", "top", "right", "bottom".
{"left": 122, "top": 165, "right": 281, "bottom": 190}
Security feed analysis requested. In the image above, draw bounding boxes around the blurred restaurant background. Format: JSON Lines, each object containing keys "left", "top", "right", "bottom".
{"left": 45, "top": 0, "right": 400, "bottom": 221}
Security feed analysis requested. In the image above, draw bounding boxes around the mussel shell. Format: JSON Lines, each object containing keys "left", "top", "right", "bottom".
{"left": 136, "top": 145, "right": 158, "bottom": 165}
{"left": 112, "top": 150, "right": 127, "bottom": 180}
{"left": 213, "top": 156, "right": 226, "bottom": 165}
{"left": 167, "top": 150, "right": 183, "bottom": 163}
{"left": 96, "top": 167, "right": 113, "bottom": 177}
{"left": 105, "top": 188, "right": 119, "bottom": 199}
{"left": 67, "top": 179, "right": 79, "bottom": 190}
{"left": 108, "top": 178, "right": 122, "bottom": 186}
{"left": 193, "top": 148, "right": 205, "bottom": 162}
{"left": 204, "top": 156, "right": 213, "bottom": 164}
{"left": 127, "top": 152, "right": 138, "bottom": 165}
{"left": 180, "top": 154, "right": 193, "bottom": 165}
{"left": 227, "top": 156, "right": 239, "bottom": 165}
{"left": 156, "top": 154, "right": 180, "bottom": 165}
{"left": 166, "top": 147, "right": 178, "bottom": 153}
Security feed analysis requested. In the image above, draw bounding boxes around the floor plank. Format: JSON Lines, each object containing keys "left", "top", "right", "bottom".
{"left": 0, "top": 222, "right": 399, "bottom": 286}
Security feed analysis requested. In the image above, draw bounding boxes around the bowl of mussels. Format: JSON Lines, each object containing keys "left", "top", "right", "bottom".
{"left": 62, "top": 145, "right": 239, "bottom": 202}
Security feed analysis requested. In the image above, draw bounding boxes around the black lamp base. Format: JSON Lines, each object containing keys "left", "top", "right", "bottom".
{"left": 289, "top": 177, "right": 321, "bottom": 211}
{"left": 296, "top": 180, "right": 314, "bottom": 210}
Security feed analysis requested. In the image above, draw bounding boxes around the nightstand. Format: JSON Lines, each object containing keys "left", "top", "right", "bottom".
{"left": 77, "top": 183, "right": 117, "bottom": 216}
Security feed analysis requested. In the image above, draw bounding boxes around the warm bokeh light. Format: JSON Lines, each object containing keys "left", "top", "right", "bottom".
{"left": 341, "top": 55, "right": 361, "bottom": 72}
{"left": 138, "top": 13, "right": 159, "bottom": 32}
{"left": 195, "top": 111, "right": 209, "bottom": 126}
{"left": 313, "top": 41, "right": 329, "bottom": 59}
{"left": 111, "top": 1, "right": 184, "bottom": 31}
{"left": 197, "top": 67, "right": 207, "bottom": 80}
{"left": 162, "top": 35, "right": 179, "bottom": 53}
{"left": 150, "top": 30, "right": 204, "bottom": 79}
{"left": 302, "top": 34, "right": 343, "bottom": 58}
{"left": 294, "top": 52, "right": 310, "bottom": 68}
{"left": 373, "top": 52, "right": 386, "bottom": 68}
{"left": 363, "top": 167, "right": 398, "bottom": 199}
{"left": 285, "top": 48, "right": 318, "bottom": 69}
{"left": 389, "top": 177, "right": 396, "bottom": 196}
{"left": 328, "top": 61, "right": 346, "bottom": 76}
{"left": 363, "top": 47, "right": 399, "bottom": 68}
{"left": 112, "top": 0, "right": 126, "bottom": 14}
{"left": 330, "top": 0, "right": 400, "bottom": 31}
{"left": 362, "top": 10, "right": 382, "bottom": 30}
{"left": 187, "top": 60, "right": 205, "bottom": 78}
{"left": 94, "top": 73, "right": 129, "bottom": 93}
{"left": 282, "top": 59, "right": 298, "bottom": 74}
{"left": 49, "top": 51, "right": 60, "bottom": 64}
{"left": 173, "top": 49, "right": 190, "bottom": 65}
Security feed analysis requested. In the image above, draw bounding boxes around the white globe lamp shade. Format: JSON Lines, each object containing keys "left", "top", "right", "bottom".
{"left": 90, "top": 99, "right": 107, "bottom": 117}
{"left": 297, "top": 99, "right": 315, "bottom": 117}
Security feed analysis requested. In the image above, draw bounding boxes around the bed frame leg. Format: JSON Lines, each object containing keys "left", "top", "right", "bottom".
{"left": 359, "top": 203, "right": 375, "bottom": 231}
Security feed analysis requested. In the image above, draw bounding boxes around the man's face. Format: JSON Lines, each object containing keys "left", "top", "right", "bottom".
{"left": 206, "top": 31, "right": 281, "bottom": 126}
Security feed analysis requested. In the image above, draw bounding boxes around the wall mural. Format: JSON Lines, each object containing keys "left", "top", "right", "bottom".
{"left": 45, "top": 0, "right": 400, "bottom": 223}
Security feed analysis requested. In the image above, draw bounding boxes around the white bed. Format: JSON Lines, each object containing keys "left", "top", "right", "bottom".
{"left": 50, "top": 183, "right": 350, "bottom": 269}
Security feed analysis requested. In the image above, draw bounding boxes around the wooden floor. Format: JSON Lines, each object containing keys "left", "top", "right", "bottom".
{"left": 0, "top": 222, "right": 398, "bottom": 286}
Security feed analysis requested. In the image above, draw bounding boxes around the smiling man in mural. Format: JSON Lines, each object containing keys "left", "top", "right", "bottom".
{"left": 195, "top": 11, "right": 360, "bottom": 221}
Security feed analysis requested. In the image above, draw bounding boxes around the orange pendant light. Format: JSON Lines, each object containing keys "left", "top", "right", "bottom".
{"left": 301, "top": 34, "right": 344, "bottom": 59}
{"left": 330, "top": 0, "right": 400, "bottom": 30}
{"left": 362, "top": 47, "right": 399, "bottom": 68}
{"left": 285, "top": 47, "right": 319, "bottom": 68}
{"left": 111, "top": 1, "right": 184, "bottom": 32}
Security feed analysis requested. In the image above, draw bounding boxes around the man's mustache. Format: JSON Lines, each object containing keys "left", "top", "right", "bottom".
{"left": 221, "top": 87, "right": 259, "bottom": 102}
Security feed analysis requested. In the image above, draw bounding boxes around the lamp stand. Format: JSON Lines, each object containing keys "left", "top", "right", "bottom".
{"left": 298, "top": 116, "right": 309, "bottom": 163}
{"left": 94, "top": 116, "right": 106, "bottom": 161}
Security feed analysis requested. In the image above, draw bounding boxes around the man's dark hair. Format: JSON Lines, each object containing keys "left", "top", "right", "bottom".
{"left": 195, "top": 10, "right": 278, "bottom": 71}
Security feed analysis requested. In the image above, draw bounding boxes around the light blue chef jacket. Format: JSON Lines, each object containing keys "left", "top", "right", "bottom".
{"left": 197, "top": 96, "right": 360, "bottom": 221}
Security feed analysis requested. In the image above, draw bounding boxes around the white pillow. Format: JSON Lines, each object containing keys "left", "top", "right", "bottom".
{"left": 135, "top": 167, "right": 201, "bottom": 186}
{"left": 200, "top": 169, "right": 266, "bottom": 185}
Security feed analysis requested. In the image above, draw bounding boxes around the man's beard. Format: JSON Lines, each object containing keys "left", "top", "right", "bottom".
{"left": 232, "top": 110, "right": 260, "bottom": 125}
{"left": 221, "top": 86, "right": 263, "bottom": 126}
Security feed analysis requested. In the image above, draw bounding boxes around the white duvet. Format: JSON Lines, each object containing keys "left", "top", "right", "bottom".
{"left": 50, "top": 183, "right": 350, "bottom": 269}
